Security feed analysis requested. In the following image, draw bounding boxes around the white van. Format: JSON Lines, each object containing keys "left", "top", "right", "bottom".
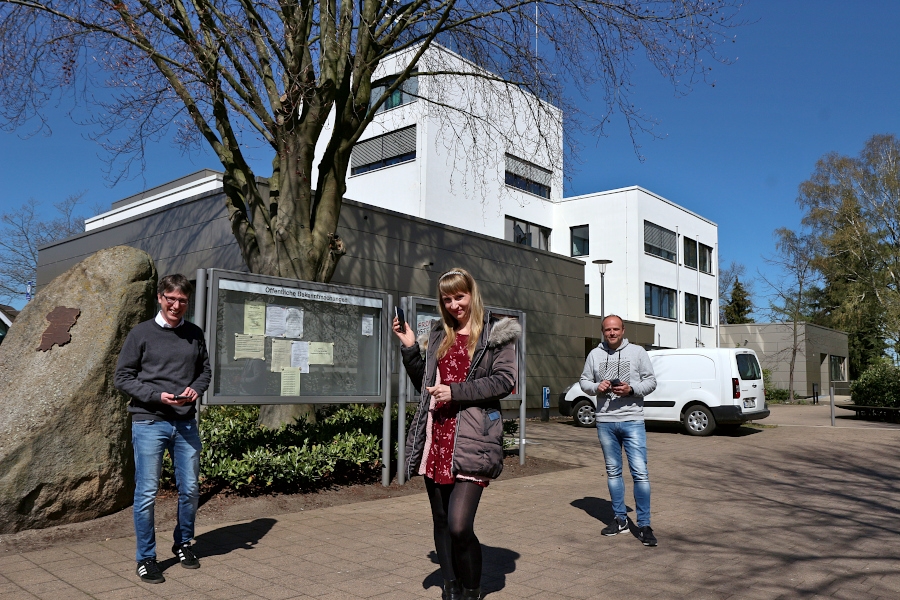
{"left": 558, "top": 348, "right": 770, "bottom": 435}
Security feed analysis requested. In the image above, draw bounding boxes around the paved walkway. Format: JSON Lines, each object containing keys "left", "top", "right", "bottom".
{"left": 3, "top": 407, "right": 900, "bottom": 599}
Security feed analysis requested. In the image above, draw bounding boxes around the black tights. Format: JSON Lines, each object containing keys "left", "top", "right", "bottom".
{"left": 425, "top": 478, "right": 484, "bottom": 589}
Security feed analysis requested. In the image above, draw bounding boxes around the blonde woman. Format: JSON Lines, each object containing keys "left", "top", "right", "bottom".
{"left": 393, "top": 268, "right": 520, "bottom": 600}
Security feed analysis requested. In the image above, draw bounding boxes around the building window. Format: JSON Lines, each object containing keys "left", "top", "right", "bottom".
{"left": 700, "top": 297, "right": 712, "bottom": 326}
{"left": 370, "top": 75, "right": 418, "bottom": 113}
{"left": 645, "top": 283, "right": 676, "bottom": 320}
{"left": 686, "top": 293, "right": 713, "bottom": 325}
{"left": 685, "top": 293, "right": 698, "bottom": 324}
{"left": 699, "top": 243, "right": 713, "bottom": 274}
{"left": 505, "top": 154, "right": 551, "bottom": 199}
{"left": 571, "top": 225, "right": 589, "bottom": 257}
{"left": 644, "top": 221, "right": 677, "bottom": 262}
{"left": 684, "top": 237, "right": 698, "bottom": 269}
{"left": 830, "top": 355, "right": 847, "bottom": 381}
{"left": 584, "top": 285, "right": 590, "bottom": 314}
{"left": 505, "top": 216, "right": 550, "bottom": 250}
{"left": 351, "top": 126, "right": 416, "bottom": 175}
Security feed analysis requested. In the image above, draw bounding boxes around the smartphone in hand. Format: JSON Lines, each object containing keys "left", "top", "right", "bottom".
{"left": 173, "top": 394, "right": 189, "bottom": 400}
{"left": 395, "top": 307, "right": 406, "bottom": 333}
{"left": 608, "top": 379, "right": 621, "bottom": 387}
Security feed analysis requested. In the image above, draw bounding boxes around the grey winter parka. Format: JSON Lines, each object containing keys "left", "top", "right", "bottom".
{"left": 401, "top": 314, "right": 521, "bottom": 482}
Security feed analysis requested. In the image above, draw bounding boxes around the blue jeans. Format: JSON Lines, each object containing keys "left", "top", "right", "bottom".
{"left": 596, "top": 420, "right": 651, "bottom": 527}
{"left": 132, "top": 419, "right": 201, "bottom": 562}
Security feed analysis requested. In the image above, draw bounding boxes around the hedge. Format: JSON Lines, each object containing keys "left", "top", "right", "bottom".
{"left": 851, "top": 360, "right": 900, "bottom": 408}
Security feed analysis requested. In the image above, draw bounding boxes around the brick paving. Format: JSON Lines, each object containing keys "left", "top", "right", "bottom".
{"left": 3, "top": 405, "right": 900, "bottom": 599}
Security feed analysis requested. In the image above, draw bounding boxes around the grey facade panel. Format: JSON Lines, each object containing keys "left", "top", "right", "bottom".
{"left": 36, "top": 185, "right": 649, "bottom": 410}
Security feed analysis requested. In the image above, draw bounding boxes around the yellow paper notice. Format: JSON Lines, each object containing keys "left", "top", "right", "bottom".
{"left": 280, "top": 367, "right": 301, "bottom": 396}
{"left": 243, "top": 301, "right": 266, "bottom": 335}
{"left": 271, "top": 338, "right": 292, "bottom": 372}
{"left": 309, "top": 342, "right": 334, "bottom": 365}
{"left": 234, "top": 334, "right": 265, "bottom": 360}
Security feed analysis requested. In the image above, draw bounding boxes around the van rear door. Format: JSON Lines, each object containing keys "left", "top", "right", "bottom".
{"left": 734, "top": 351, "right": 765, "bottom": 413}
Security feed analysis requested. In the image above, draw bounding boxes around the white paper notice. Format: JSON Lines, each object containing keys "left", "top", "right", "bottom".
{"left": 243, "top": 301, "right": 266, "bottom": 335}
{"left": 270, "top": 338, "right": 293, "bottom": 372}
{"left": 417, "top": 316, "right": 436, "bottom": 340}
{"left": 309, "top": 342, "right": 334, "bottom": 365}
{"left": 291, "top": 341, "right": 310, "bottom": 373}
{"left": 284, "top": 307, "right": 304, "bottom": 338}
{"left": 265, "top": 305, "right": 286, "bottom": 337}
{"left": 361, "top": 314, "right": 374, "bottom": 337}
{"left": 280, "top": 367, "right": 301, "bottom": 396}
{"left": 234, "top": 334, "right": 265, "bottom": 360}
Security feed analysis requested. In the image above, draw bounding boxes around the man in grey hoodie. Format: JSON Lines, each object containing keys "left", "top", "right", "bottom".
{"left": 580, "top": 315, "right": 658, "bottom": 546}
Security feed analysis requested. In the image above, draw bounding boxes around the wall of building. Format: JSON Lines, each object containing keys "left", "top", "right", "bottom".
{"left": 38, "top": 185, "right": 609, "bottom": 413}
{"left": 331, "top": 44, "right": 563, "bottom": 242}
{"left": 553, "top": 187, "right": 719, "bottom": 349}
{"left": 720, "top": 323, "right": 850, "bottom": 396}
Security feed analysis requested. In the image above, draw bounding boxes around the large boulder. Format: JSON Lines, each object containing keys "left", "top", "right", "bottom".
{"left": 0, "top": 246, "right": 157, "bottom": 533}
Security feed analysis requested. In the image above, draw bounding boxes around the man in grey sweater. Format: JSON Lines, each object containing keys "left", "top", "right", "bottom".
{"left": 115, "top": 274, "right": 211, "bottom": 583}
{"left": 580, "top": 315, "right": 658, "bottom": 546}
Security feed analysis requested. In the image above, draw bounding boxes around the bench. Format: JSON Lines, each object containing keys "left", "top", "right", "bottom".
{"left": 836, "top": 404, "right": 900, "bottom": 423}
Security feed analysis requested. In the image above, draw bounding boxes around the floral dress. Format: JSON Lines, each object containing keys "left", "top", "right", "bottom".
{"left": 424, "top": 333, "right": 487, "bottom": 487}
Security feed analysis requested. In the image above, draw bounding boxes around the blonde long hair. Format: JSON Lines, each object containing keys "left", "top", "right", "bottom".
{"left": 435, "top": 268, "right": 484, "bottom": 360}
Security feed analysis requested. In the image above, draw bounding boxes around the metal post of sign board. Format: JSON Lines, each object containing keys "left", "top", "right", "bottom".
{"left": 519, "top": 312, "right": 527, "bottom": 465}
{"left": 830, "top": 385, "right": 835, "bottom": 427}
{"left": 397, "top": 297, "right": 410, "bottom": 485}
{"left": 382, "top": 297, "right": 393, "bottom": 487}
{"left": 195, "top": 268, "right": 208, "bottom": 409}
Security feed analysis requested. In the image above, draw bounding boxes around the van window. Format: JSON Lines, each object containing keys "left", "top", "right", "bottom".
{"left": 736, "top": 354, "right": 762, "bottom": 380}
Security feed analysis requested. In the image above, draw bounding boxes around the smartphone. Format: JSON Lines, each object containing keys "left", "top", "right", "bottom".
{"left": 395, "top": 307, "right": 406, "bottom": 333}
{"left": 173, "top": 394, "right": 189, "bottom": 400}
{"left": 608, "top": 379, "right": 621, "bottom": 387}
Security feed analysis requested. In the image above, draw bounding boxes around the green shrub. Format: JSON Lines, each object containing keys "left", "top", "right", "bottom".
{"left": 762, "top": 369, "right": 791, "bottom": 403}
{"left": 851, "top": 360, "right": 900, "bottom": 408}
{"left": 161, "top": 404, "right": 397, "bottom": 494}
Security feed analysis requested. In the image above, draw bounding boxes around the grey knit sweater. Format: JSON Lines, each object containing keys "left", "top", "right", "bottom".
{"left": 115, "top": 318, "right": 211, "bottom": 421}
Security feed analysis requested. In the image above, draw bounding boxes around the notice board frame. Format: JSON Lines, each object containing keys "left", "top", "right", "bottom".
{"left": 202, "top": 268, "right": 393, "bottom": 406}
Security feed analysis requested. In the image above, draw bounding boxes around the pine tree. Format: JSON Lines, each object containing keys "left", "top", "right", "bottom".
{"left": 724, "top": 279, "right": 754, "bottom": 324}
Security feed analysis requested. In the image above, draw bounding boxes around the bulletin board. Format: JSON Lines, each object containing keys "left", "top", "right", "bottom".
{"left": 203, "top": 269, "right": 391, "bottom": 405}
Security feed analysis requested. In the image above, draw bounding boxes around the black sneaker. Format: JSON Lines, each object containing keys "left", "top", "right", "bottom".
{"left": 136, "top": 558, "right": 165, "bottom": 583}
{"left": 172, "top": 543, "right": 201, "bottom": 569}
{"left": 601, "top": 516, "right": 628, "bottom": 536}
{"left": 639, "top": 526, "right": 658, "bottom": 547}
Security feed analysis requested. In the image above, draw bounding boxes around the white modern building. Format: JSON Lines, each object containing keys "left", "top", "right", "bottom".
{"left": 333, "top": 44, "right": 719, "bottom": 349}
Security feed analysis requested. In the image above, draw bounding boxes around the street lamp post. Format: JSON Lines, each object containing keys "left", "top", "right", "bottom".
{"left": 592, "top": 259, "right": 612, "bottom": 318}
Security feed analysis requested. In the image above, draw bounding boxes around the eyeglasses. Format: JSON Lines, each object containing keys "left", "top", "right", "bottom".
{"left": 162, "top": 294, "right": 189, "bottom": 306}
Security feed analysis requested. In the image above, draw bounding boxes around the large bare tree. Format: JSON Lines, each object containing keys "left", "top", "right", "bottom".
{"left": 0, "top": 0, "right": 742, "bottom": 283}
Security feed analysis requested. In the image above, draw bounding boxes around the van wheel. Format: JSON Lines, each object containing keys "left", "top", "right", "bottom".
{"left": 572, "top": 400, "right": 596, "bottom": 427}
{"left": 683, "top": 405, "right": 716, "bottom": 436}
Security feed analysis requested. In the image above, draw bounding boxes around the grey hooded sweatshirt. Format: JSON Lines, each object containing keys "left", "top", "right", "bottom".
{"left": 579, "top": 338, "right": 657, "bottom": 422}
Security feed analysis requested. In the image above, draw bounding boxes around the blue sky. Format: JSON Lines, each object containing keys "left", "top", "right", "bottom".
{"left": 1, "top": 1, "right": 898, "bottom": 312}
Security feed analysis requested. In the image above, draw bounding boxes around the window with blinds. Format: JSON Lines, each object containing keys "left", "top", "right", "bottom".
{"left": 645, "top": 283, "right": 676, "bottom": 319}
{"left": 644, "top": 221, "right": 677, "bottom": 262}
{"left": 505, "top": 154, "right": 552, "bottom": 199}
{"left": 350, "top": 126, "right": 417, "bottom": 175}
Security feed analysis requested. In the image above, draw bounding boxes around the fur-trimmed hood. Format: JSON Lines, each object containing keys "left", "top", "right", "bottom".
{"left": 417, "top": 315, "right": 521, "bottom": 350}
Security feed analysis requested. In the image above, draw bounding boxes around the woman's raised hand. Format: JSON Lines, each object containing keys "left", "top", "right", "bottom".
{"left": 392, "top": 316, "right": 416, "bottom": 348}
